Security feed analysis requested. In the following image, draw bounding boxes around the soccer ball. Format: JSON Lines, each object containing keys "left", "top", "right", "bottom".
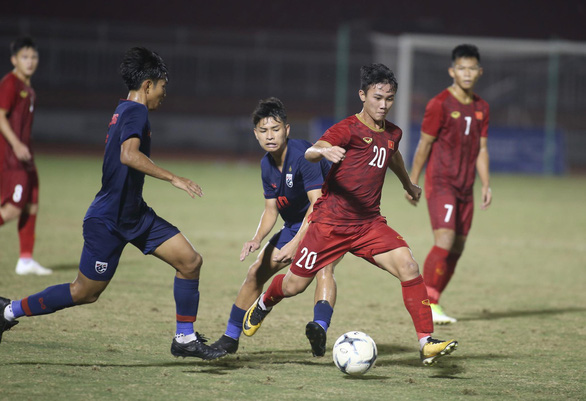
{"left": 332, "top": 331, "right": 377, "bottom": 375}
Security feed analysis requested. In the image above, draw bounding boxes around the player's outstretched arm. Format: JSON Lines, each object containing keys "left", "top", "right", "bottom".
{"left": 0, "top": 109, "right": 32, "bottom": 162}
{"left": 389, "top": 150, "right": 422, "bottom": 203}
{"left": 240, "top": 198, "right": 279, "bottom": 261}
{"left": 476, "top": 137, "right": 492, "bottom": 210}
{"left": 120, "top": 137, "right": 203, "bottom": 198}
{"left": 305, "top": 140, "right": 346, "bottom": 164}
{"left": 405, "top": 132, "right": 435, "bottom": 205}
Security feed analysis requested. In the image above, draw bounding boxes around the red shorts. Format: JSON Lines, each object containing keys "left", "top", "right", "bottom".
{"left": 289, "top": 216, "right": 409, "bottom": 277}
{"left": 426, "top": 190, "right": 474, "bottom": 236}
{"left": 0, "top": 168, "right": 39, "bottom": 208}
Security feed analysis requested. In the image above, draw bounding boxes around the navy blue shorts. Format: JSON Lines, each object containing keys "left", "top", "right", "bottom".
{"left": 268, "top": 221, "right": 302, "bottom": 250}
{"left": 79, "top": 216, "right": 180, "bottom": 281}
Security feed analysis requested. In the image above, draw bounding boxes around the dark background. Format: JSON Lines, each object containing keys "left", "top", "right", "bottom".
{"left": 5, "top": 0, "right": 586, "bottom": 41}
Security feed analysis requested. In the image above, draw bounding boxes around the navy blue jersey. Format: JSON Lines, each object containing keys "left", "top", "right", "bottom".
{"left": 85, "top": 100, "right": 155, "bottom": 239}
{"left": 261, "top": 139, "right": 330, "bottom": 225}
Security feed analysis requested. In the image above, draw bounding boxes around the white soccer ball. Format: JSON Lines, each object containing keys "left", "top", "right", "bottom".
{"left": 332, "top": 331, "right": 377, "bottom": 375}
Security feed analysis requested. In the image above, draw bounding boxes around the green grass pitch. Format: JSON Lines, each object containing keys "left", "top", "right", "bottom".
{"left": 1, "top": 154, "right": 585, "bottom": 400}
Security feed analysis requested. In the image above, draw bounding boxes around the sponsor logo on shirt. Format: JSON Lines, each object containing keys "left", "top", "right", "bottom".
{"left": 109, "top": 113, "right": 119, "bottom": 127}
{"left": 20, "top": 90, "right": 28, "bottom": 98}
{"left": 388, "top": 140, "right": 395, "bottom": 150}
{"left": 362, "top": 137, "right": 373, "bottom": 144}
{"left": 286, "top": 173, "right": 293, "bottom": 188}
{"left": 95, "top": 261, "right": 108, "bottom": 274}
{"left": 475, "top": 111, "right": 484, "bottom": 120}
{"left": 450, "top": 111, "right": 461, "bottom": 119}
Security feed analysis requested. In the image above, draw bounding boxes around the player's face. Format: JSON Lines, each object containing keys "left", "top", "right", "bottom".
{"left": 449, "top": 57, "right": 482, "bottom": 92}
{"left": 145, "top": 79, "right": 167, "bottom": 111}
{"left": 11, "top": 47, "right": 39, "bottom": 79}
{"left": 254, "top": 117, "right": 290, "bottom": 154}
{"left": 359, "top": 83, "right": 395, "bottom": 125}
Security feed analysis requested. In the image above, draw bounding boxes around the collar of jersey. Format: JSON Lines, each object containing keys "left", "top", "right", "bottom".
{"left": 355, "top": 113, "right": 385, "bottom": 133}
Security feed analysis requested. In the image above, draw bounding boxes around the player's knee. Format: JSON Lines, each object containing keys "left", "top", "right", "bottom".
{"left": 71, "top": 285, "right": 102, "bottom": 305}
{"left": 183, "top": 251, "right": 203, "bottom": 276}
{"left": 0, "top": 204, "right": 22, "bottom": 222}
{"left": 398, "top": 259, "right": 420, "bottom": 280}
{"left": 282, "top": 278, "right": 308, "bottom": 297}
{"left": 245, "top": 261, "right": 267, "bottom": 285}
{"left": 435, "top": 232, "right": 456, "bottom": 249}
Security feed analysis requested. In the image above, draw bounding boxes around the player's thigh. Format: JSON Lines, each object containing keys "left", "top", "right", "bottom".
{"left": 427, "top": 191, "right": 458, "bottom": 231}
{"left": 350, "top": 217, "right": 409, "bottom": 265}
{"left": 151, "top": 232, "right": 201, "bottom": 275}
{"left": 289, "top": 223, "right": 351, "bottom": 278}
{"left": 456, "top": 199, "right": 474, "bottom": 236}
{"left": 133, "top": 215, "right": 198, "bottom": 273}
{"left": 79, "top": 218, "right": 126, "bottom": 281}
{"left": 248, "top": 242, "right": 290, "bottom": 283}
{"left": 372, "top": 247, "right": 419, "bottom": 281}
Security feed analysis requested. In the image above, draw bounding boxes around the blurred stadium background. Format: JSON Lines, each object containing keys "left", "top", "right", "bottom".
{"left": 2, "top": 1, "right": 585, "bottom": 173}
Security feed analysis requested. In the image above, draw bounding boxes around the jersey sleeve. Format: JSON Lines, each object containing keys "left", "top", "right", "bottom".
{"left": 0, "top": 76, "right": 17, "bottom": 112}
{"left": 421, "top": 97, "right": 443, "bottom": 137}
{"left": 299, "top": 157, "right": 325, "bottom": 192}
{"left": 119, "top": 105, "right": 148, "bottom": 144}
{"left": 481, "top": 102, "right": 489, "bottom": 138}
{"left": 319, "top": 122, "right": 351, "bottom": 148}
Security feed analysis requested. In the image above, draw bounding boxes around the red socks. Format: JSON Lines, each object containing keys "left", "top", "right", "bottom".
{"left": 18, "top": 213, "right": 37, "bottom": 259}
{"left": 423, "top": 246, "right": 451, "bottom": 304}
{"left": 401, "top": 275, "right": 433, "bottom": 336}
{"left": 262, "top": 274, "right": 285, "bottom": 308}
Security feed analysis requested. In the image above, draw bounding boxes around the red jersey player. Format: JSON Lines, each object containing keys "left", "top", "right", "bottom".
{"left": 0, "top": 37, "right": 51, "bottom": 275}
{"left": 242, "top": 63, "right": 458, "bottom": 366}
{"left": 407, "top": 44, "right": 491, "bottom": 324}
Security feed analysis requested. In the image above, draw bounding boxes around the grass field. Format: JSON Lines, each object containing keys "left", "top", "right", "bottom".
{"left": 1, "top": 153, "right": 585, "bottom": 401}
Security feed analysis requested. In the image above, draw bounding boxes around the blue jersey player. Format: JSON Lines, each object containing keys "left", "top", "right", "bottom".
{"left": 0, "top": 47, "right": 226, "bottom": 360}
{"left": 211, "top": 98, "right": 338, "bottom": 357}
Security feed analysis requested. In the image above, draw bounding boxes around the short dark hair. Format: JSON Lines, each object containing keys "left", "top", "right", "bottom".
{"left": 10, "top": 37, "right": 37, "bottom": 56}
{"left": 252, "top": 97, "right": 287, "bottom": 126}
{"left": 452, "top": 44, "right": 480, "bottom": 62}
{"left": 120, "top": 47, "right": 168, "bottom": 91}
{"left": 360, "top": 63, "right": 398, "bottom": 93}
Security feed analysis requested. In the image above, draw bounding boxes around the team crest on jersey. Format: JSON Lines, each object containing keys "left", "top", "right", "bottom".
{"left": 475, "top": 111, "right": 484, "bottom": 120}
{"left": 20, "top": 90, "right": 28, "bottom": 98}
{"left": 388, "top": 140, "right": 395, "bottom": 150}
{"left": 362, "top": 137, "right": 373, "bottom": 144}
{"left": 286, "top": 173, "right": 293, "bottom": 188}
{"left": 451, "top": 111, "right": 461, "bottom": 119}
{"left": 95, "top": 261, "right": 108, "bottom": 274}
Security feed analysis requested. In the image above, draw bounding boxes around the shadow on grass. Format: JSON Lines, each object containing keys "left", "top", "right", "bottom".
{"left": 5, "top": 359, "right": 243, "bottom": 375}
{"left": 47, "top": 263, "right": 79, "bottom": 272}
{"left": 460, "top": 306, "right": 586, "bottom": 321}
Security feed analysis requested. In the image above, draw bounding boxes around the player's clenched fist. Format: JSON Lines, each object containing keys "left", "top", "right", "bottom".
{"left": 323, "top": 146, "right": 346, "bottom": 163}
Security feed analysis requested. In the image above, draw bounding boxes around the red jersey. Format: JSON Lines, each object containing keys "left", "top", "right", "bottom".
{"left": 311, "top": 114, "right": 402, "bottom": 225}
{"left": 0, "top": 72, "right": 36, "bottom": 171}
{"left": 421, "top": 89, "right": 489, "bottom": 198}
